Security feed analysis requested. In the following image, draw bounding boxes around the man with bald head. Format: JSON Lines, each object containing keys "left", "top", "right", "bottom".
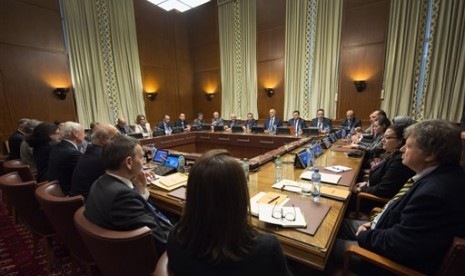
{"left": 115, "top": 116, "right": 134, "bottom": 135}
{"left": 70, "top": 124, "right": 120, "bottom": 198}
{"left": 264, "top": 109, "right": 283, "bottom": 133}
{"left": 340, "top": 110, "right": 362, "bottom": 131}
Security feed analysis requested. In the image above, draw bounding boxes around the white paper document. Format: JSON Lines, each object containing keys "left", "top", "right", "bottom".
{"left": 272, "top": 179, "right": 302, "bottom": 193}
{"left": 258, "top": 204, "right": 307, "bottom": 228}
{"left": 324, "top": 165, "right": 352, "bottom": 173}
{"left": 300, "top": 171, "right": 341, "bottom": 185}
{"left": 250, "top": 192, "right": 289, "bottom": 216}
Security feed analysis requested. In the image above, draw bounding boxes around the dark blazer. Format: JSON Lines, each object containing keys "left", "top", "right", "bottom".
{"left": 8, "top": 130, "right": 24, "bottom": 160}
{"left": 362, "top": 151, "right": 415, "bottom": 198}
{"left": 47, "top": 140, "right": 82, "bottom": 195}
{"left": 174, "top": 119, "right": 190, "bottom": 129}
{"left": 358, "top": 165, "right": 465, "bottom": 274}
{"left": 211, "top": 118, "right": 224, "bottom": 127}
{"left": 115, "top": 124, "right": 134, "bottom": 135}
{"left": 264, "top": 117, "right": 283, "bottom": 130}
{"left": 167, "top": 232, "right": 292, "bottom": 276}
{"left": 310, "top": 117, "right": 333, "bottom": 129}
{"left": 287, "top": 118, "right": 306, "bottom": 131}
{"left": 340, "top": 118, "right": 362, "bottom": 130}
{"left": 157, "top": 121, "right": 173, "bottom": 130}
{"left": 85, "top": 174, "right": 173, "bottom": 252}
{"left": 243, "top": 119, "right": 257, "bottom": 129}
{"left": 33, "top": 141, "right": 58, "bottom": 182}
{"left": 226, "top": 120, "right": 240, "bottom": 128}
{"left": 70, "top": 144, "right": 104, "bottom": 199}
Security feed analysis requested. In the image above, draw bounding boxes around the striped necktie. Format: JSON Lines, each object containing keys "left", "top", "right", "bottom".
{"left": 371, "top": 178, "right": 415, "bottom": 221}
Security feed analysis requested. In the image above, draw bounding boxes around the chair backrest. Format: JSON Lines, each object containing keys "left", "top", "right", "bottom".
{"left": 154, "top": 252, "right": 175, "bottom": 276}
{"left": 0, "top": 172, "right": 54, "bottom": 236}
{"left": 3, "top": 159, "right": 35, "bottom": 181}
{"left": 0, "top": 154, "right": 11, "bottom": 176}
{"left": 74, "top": 207, "right": 158, "bottom": 276}
{"left": 437, "top": 237, "right": 465, "bottom": 275}
{"left": 35, "top": 182, "right": 93, "bottom": 264}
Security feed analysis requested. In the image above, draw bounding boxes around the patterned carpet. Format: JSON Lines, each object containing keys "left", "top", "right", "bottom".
{"left": 0, "top": 191, "right": 84, "bottom": 276}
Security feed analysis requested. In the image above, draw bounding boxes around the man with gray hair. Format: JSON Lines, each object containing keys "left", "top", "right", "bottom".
{"left": 70, "top": 124, "right": 119, "bottom": 198}
{"left": 8, "top": 118, "right": 30, "bottom": 160}
{"left": 334, "top": 119, "right": 465, "bottom": 274}
{"left": 48, "top": 121, "right": 85, "bottom": 195}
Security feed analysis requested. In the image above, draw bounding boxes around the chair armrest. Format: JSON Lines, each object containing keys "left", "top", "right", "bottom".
{"left": 344, "top": 245, "right": 425, "bottom": 276}
{"left": 355, "top": 192, "right": 389, "bottom": 218}
{"left": 370, "top": 207, "right": 383, "bottom": 217}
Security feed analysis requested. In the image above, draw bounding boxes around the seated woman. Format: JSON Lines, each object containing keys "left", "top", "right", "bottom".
{"left": 167, "top": 149, "right": 292, "bottom": 276}
{"left": 134, "top": 114, "right": 151, "bottom": 137}
{"left": 352, "top": 123, "right": 415, "bottom": 213}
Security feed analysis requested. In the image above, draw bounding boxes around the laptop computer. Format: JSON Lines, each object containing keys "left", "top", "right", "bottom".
{"left": 201, "top": 124, "right": 211, "bottom": 131}
{"left": 302, "top": 127, "right": 319, "bottom": 136}
{"left": 152, "top": 129, "right": 165, "bottom": 137}
{"left": 251, "top": 126, "right": 264, "bottom": 134}
{"left": 213, "top": 125, "right": 224, "bottom": 132}
{"left": 127, "top": 132, "right": 143, "bottom": 139}
{"left": 172, "top": 127, "right": 184, "bottom": 134}
{"left": 329, "top": 133, "right": 337, "bottom": 143}
{"left": 231, "top": 126, "right": 243, "bottom": 133}
{"left": 153, "top": 150, "right": 178, "bottom": 176}
{"left": 276, "top": 127, "right": 291, "bottom": 135}
{"left": 294, "top": 149, "right": 309, "bottom": 168}
{"left": 321, "top": 137, "right": 332, "bottom": 149}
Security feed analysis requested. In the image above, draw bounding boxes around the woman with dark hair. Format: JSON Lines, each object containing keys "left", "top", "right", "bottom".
{"left": 167, "top": 149, "right": 291, "bottom": 275}
{"left": 352, "top": 124, "right": 415, "bottom": 213}
{"left": 27, "top": 122, "right": 60, "bottom": 182}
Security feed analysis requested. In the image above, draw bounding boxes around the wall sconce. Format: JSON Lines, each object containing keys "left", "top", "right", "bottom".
{"left": 354, "top": 80, "right": 367, "bottom": 92}
{"left": 54, "top": 87, "right": 70, "bottom": 100}
{"left": 264, "top": 88, "right": 275, "bottom": 97}
{"left": 146, "top": 92, "right": 158, "bottom": 101}
{"left": 205, "top": 93, "right": 214, "bottom": 101}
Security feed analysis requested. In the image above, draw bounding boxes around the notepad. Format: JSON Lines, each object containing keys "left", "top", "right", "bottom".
{"left": 300, "top": 171, "right": 342, "bottom": 185}
{"left": 250, "top": 192, "right": 289, "bottom": 216}
{"left": 324, "top": 165, "right": 352, "bottom": 173}
{"left": 320, "top": 186, "right": 350, "bottom": 201}
{"left": 258, "top": 204, "right": 307, "bottom": 228}
{"left": 152, "top": 173, "right": 188, "bottom": 191}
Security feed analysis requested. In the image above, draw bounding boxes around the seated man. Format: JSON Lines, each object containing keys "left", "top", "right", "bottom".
{"left": 85, "top": 135, "right": 173, "bottom": 252}
{"left": 174, "top": 113, "right": 191, "bottom": 131}
{"left": 287, "top": 110, "right": 306, "bottom": 134}
{"left": 157, "top": 115, "right": 173, "bottom": 132}
{"left": 48, "top": 121, "right": 85, "bottom": 195}
{"left": 264, "top": 109, "right": 283, "bottom": 133}
{"left": 333, "top": 119, "right": 465, "bottom": 275}
{"left": 192, "top": 113, "right": 205, "bottom": 128}
{"left": 134, "top": 114, "right": 151, "bottom": 137}
{"left": 9, "top": 118, "right": 29, "bottom": 160}
{"left": 224, "top": 114, "right": 240, "bottom": 130}
{"left": 242, "top": 112, "right": 257, "bottom": 130}
{"left": 355, "top": 109, "right": 387, "bottom": 135}
{"left": 211, "top": 111, "right": 224, "bottom": 127}
{"left": 340, "top": 110, "right": 362, "bottom": 131}
{"left": 115, "top": 117, "right": 134, "bottom": 135}
{"left": 310, "top": 109, "right": 332, "bottom": 131}
{"left": 70, "top": 124, "right": 119, "bottom": 199}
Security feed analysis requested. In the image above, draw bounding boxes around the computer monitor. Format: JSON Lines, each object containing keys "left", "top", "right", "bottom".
{"left": 164, "top": 155, "right": 179, "bottom": 169}
{"left": 329, "top": 133, "right": 337, "bottom": 143}
{"left": 172, "top": 127, "right": 184, "bottom": 134}
{"left": 276, "top": 127, "right": 291, "bottom": 135}
{"left": 321, "top": 137, "right": 332, "bottom": 149}
{"left": 153, "top": 149, "right": 168, "bottom": 164}
{"left": 201, "top": 124, "right": 211, "bottom": 131}
{"left": 251, "top": 126, "right": 264, "bottom": 134}
{"left": 127, "top": 132, "right": 143, "bottom": 139}
{"left": 302, "top": 127, "right": 319, "bottom": 136}
{"left": 152, "top": 129, "right": 165, "bottom": 137}
{"left": 231, "top": 126, "right": 243, "bottom": 133}
{"left": 314, "top": 143, "right": 323, "bottom": 157}
{"left": 213, "top": 125, "right": 224, "bottom": 132}
{"left": 294, "top": 149, "right": 309, "bottom": 168}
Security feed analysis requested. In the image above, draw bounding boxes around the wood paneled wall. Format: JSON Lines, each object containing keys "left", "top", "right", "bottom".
{"left": 337, "top": 0, "right": 390, "bottom": 122}
{"left": 0, "top": 0, "right": 76, "bottom": 148}
{"left": 134, "top": 0, "right": 194, "bottom": 127}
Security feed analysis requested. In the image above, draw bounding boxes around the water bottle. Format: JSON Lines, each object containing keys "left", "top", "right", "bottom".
{"left": 311, "top": 168, "right": 321, "bottom": 202}
{"left": 178, "top": 155, "right": 185, "bottom": 173}
{"left": 151, "top": 146, "right": 157, "bottom": 157}
{"left": 307, "top": 146, "right": 315, "bottom": 170}
{"left": 347, "top": 132, "right": 352, "bottom": 145}
{"left": 274, "top": 155, "right": 282, "bottom": 183}
{"left": 242, "top": 158, "right": 249, "bottom": 182}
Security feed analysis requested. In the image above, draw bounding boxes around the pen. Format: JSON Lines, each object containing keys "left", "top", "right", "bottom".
{"left": 268, "top": 195, "right": 280, "bottom": 204}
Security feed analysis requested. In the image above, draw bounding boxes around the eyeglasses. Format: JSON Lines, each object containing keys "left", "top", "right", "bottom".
{"left": 383, "top": 136, "right": 398, "bottom": 140}
{"left": 272, "top": 203, "right": 296, "bottom": 221}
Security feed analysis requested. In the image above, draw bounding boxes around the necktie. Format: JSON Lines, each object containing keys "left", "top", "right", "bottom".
{"left": 295, "top": 119, "right": 299, "bottom": 131}
{"left": 318, "top": 121, "right": 322, "bottom": 129}
{"left": 371, "top": 178, "right": 415, "bottom": 221}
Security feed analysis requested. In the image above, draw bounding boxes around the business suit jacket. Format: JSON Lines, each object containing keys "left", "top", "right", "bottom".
{"left": 167, "top": 232, "right": 292, "bottom": 276}
{"left": 264, "top": 117, "right": 283, "bottom": 130}
{"left": 243, "top": 119, "right": 257, "bottom": 128}
{"left": 9, "top": 130, "right": 24, "bottom": 160}
{"left": 362, "top": 151, "right": 415, "bottom": 199}
{"left": 174, "top": 119, "right": 190, "bottom": 128}
{"left": 211, "top": 118, "right": 224, "bottom": 127}
{"left": 85, "top": 174, "right": 172, "bottom": 251}
{"left": 340, "top": 118, "right": 362, "bottom": 130}
{"left": 310, "top": 117, "right": 333, "bottom": 129}
{"left": 115, "top": 124, "right": 134, "bottom": 135}
{"left": 226, "top": 120, "right": 240, "bottom": 128}
{"left": 157, "top": 121, "right": 173, "bottom": 130}
{"left": 287, "top": 118, "right": 307, "bottom": 131}
{"left": 70, "top": 144, "right": 104, "bottom": 199}
{"left": 358, "top": 165, "right": 465, "bottom": 274}
{"left": 47, "top": 140, "right": 82, "bottom": 195}
{"left": 33, "top": 141, "right": 58, "bottom": 182}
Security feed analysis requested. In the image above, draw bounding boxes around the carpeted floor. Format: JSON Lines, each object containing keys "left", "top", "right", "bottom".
{"left": 0, "top": 191, "right": 84, "bottom": 276}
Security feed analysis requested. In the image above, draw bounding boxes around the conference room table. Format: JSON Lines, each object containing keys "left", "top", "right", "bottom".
{"left": 142, "top": 130, "right": 363, "bottom": 271}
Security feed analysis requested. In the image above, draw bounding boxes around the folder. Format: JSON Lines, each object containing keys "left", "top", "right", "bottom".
{"left": 152, "top": 172, "right": 188, "bottom": 191}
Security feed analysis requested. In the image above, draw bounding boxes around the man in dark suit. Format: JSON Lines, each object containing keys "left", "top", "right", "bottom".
{"left": 287, "top": 110, "right": 306, "bottom": 133}
{"left": 242, "top": 112, "right": 257, "bottom": 130}
{"left": 115, "top": 117, "right": 134, "bottom": 135}
{"left": 48, "top": 121, "right": 85, "bottom": 195}
{"left": 334, "top": 119, "right": 465, "bottom": 275}
{"left": 70, "top": 124, "right": 119, "bottom": 199}
{"left": 157, "top": 114, "right": 173, "bottom": 131}
{"left": 174, "top": 113, "right": 191, "bottom": 131}
{"left": 224, "top": 114, "right": 240, "bottom": 130}
{"left": 85, "top": 135, "right": 173, "bottom": 252}
{"left": 211, "top": 111, "right": 224, "bottom": 127}
{"left": 264, "top": 109, "right": 283, "bottom": 133}
{"left": 8, "top": 118, "right": 29, "bottom": 160}
{"left": 310, "top": 109, "right": 332, "bottom": 130}
{"left": 340, "top": 110, "right": 362, "bottom": 131}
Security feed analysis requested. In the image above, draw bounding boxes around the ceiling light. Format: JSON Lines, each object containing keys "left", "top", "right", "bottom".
{"left": 147, "top": 0, "right": 210, "bottom": 12}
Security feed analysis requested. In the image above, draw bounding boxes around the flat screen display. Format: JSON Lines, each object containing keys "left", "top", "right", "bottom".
{"left": 164, "top": 155, "right": 179, "bottom": 169}
{"left": 153, "top": 149, "right": 168, "bottom": 163}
